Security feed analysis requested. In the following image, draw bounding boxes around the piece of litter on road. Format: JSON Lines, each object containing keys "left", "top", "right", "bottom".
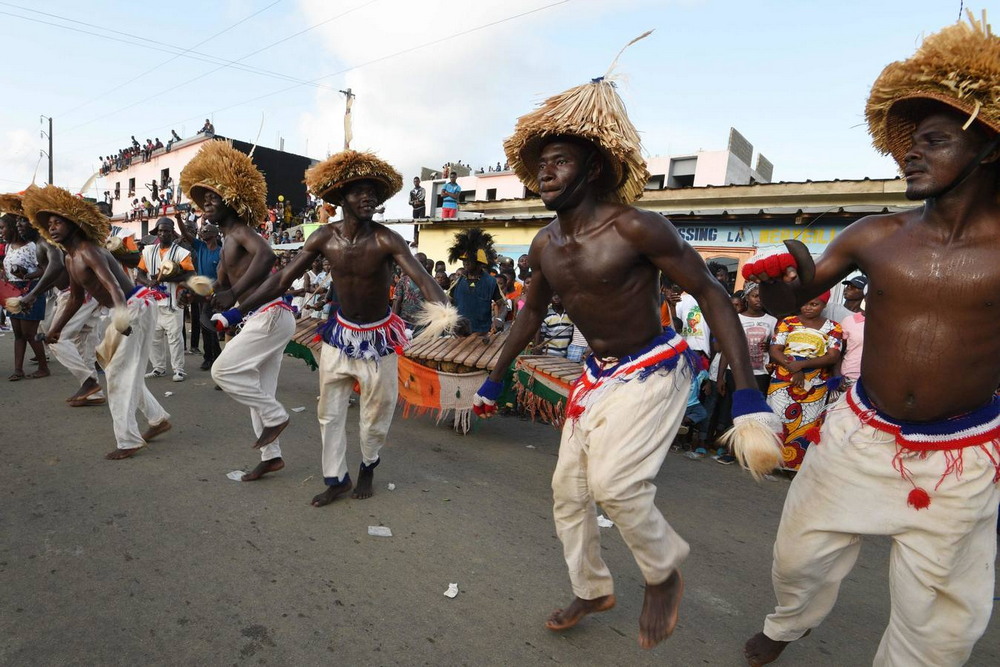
{"left": 368, "top": 526, "right": 392, "bottom": 537}
{"left": 291, "top": 406, "right": 306, "bottom": 413}
{"left": 525, "top": 445, "right": 536, "bottom": 449}
{"left": 164, "top": 391, "right": 173, "bottom": 397}
{"left": 597, "top": 514, "right": 614, "bottom": 528}
{"left": 444, "top": 583, "right": 459, "bottom": 598}
{"left": 226, "top": 470, "right": 246, "bottom": 481}
{"left": 387, "top": 483, "right": 396, "bottom": 491}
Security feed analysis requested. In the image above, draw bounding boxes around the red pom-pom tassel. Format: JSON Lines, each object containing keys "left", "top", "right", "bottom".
{"left": 907, "top": 487, "right": 931, "bottom": 510}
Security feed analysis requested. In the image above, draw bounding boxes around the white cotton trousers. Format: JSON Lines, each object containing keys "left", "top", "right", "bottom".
{"left": 104, "top": 298, "right": 170, "bottom": 450}
{"left": 50, "top": 290, "right": 105, "bottom": 393}
{"left": 762, "top": 399, "right": 1000, "bottom": 666}
{"left": 211, "top": 303, "right": 295, "bottom": 461}
{"left": 552, "top": 367, "right": 691, "bottom": 600}
{"left": 149, "top": 303, "right": 185, "bottom": 373}
{"left": 318, "top": 343, "right": 398, "bottom": 483}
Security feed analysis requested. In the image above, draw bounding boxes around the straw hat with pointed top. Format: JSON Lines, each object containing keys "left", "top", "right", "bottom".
{"left": 304, "top": 150, "right": 402, "bottom": 206}
{"left": 504, "top": 31, "right": 653, "bottom": 205}
{"left": 180, "top": 140, "right": 268, "bottom": 225}
{"left": 22, "top": 185, "right": 110, "bottom": 246}
{"left": 866, "top": 10, "right": 1000, "bottom": 167}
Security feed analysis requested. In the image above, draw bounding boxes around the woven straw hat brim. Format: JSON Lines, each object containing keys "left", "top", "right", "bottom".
{"left": 304, "top": 150, "right": 403, "bottom": 206}
{"left": 22, "top": 185, "right": 110, "bottom": 247}
{"left": 865, "top": 11, "right": 1000, "bottom": 166}
{"left": 0, "top": 193, "right": 25, "bottom": 219}
{"left": 880, "top": 93, "right": 1000, "bottom": 166}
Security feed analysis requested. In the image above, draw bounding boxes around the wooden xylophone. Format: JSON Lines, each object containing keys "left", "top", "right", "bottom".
{"left": 513, "top": 355, "right": 585, "bottom": 428}
{"left": 404, "top": 329, "right": 510, "bottom": 373}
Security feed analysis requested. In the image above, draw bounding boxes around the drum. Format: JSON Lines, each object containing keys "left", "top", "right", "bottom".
{"left": 513, "top": 355, "right": 584, "bottom": 427}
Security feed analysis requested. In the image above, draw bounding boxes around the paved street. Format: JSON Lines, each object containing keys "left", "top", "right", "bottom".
{"left": 1, "top": 335, "right": 998, "bottom": 666}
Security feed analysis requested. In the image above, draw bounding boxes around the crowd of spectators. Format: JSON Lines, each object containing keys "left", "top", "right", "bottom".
{"left": 99, "top": 130, "right": 187, "bottom": 176}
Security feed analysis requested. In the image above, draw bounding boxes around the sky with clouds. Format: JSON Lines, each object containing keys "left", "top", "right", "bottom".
{"left": 0, "top": 0, "right": 972, "bottom": 217}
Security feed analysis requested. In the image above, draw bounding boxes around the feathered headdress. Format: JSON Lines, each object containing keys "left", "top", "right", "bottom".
{"left": 304, "top": 150, "right": 402, "bottom": 205}
{"left": 22, "top": 184, "right": 110, "bottom": 246}
{"left": 180, "top": 139, "right": 267, "bottom": 225}
{"left": 866, "top": 10, "right": 1000, "bottom": 166}
{"left": 503, "top": 31, "right": 653, "bottom": 204}
{"left": 448, "top": 227, "right": 497, "bottom": 266}
{"left": 0, "top": 192, "right": 26, "bottom": 219}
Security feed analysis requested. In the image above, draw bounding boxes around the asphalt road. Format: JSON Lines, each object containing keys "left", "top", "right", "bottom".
{"left": 1, "top": 334, "right": 998, "bottom": 666}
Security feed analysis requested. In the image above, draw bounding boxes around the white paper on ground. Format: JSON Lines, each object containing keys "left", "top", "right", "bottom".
{"left": 597, "top": 514, "right": 614, "bottom": 528}
{"left": 226, "top": 470, "right": 246, "bottom": 481}
{"left": 525, "top": 445, "right": 536, "bottom": 449}
{"left": 164, "top": 391, "right": 173, "bottom": 397}
{"left": 368, "top": 526, "right": 392, "bottom": 537}
{"left": 291, "top": 406, "right": 306, "bottom": 412}
{"left": 444, "top": 583, "right": 459, "bottom": 598}
{"left": 387, "top": 483, "right": 396, "bottom": 491}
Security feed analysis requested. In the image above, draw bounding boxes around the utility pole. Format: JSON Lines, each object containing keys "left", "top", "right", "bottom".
{"left": 40, "top": 115, "right": 53, "bottom": 184}
{"left": 339, "top": 88, "right": 355, "bottom": 150}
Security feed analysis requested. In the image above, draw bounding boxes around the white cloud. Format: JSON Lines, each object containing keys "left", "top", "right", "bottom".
{"left": 296, "top": 0, "right": 658, "bottom": 217}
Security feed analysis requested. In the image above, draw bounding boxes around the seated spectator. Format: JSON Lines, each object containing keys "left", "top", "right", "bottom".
{"left": 198, "top": 119, "right": 215, "bottom": 135}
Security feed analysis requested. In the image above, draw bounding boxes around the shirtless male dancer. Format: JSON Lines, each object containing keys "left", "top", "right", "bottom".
{"left": 743, "top": 14, "right": 1000, "bottom": 666}
{"left": 23, "top": 185, "right": 171, "bottom": 459}
{"left": 179, "top": 140, "right": 290, "bottom": 482}
{"left": 17, "top": 217, "right": 108, "bottom": 406}
{"left": 473, "top": 69, "right": 778, "bottom": 649}
{"left": 228, "top": 150, "right": 453, "bottom": 506}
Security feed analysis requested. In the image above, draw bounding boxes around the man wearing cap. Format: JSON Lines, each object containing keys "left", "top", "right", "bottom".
{"left": 822, "top": 275, "right": 866, "bottom": 324}
{"left": 24, "top": 185, "right": 171, "bottom": 459}
{"left": 180, "top": 140, "right": 291, "bottom": 483}
{"left": 230, "top": 150, "right": 454, "bottom": 507}
{"left": 744, "top": 13, "right": 1000, "bottom": 666}
{"left": 473, "top": 47, "right": 776, "bottom": 649}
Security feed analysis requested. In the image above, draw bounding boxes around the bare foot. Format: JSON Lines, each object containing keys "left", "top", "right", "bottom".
{"left": 67, "top": 377, "right": 102, "bottom": 402}
{"left": 545, "top": 594, "right": 616, "bottom": 631}
{"left": 106, "top": 446, "right": 144, "bottom": 460}
{"left": 744, "top": 631, "right": 798, "bottom": 666}
{"left": 311, "top": 479, "right": 353, "bottom": 507}
{"left": 351, "top": 459, "right": 380, "bottom": 499}
{"left": 141, "top": 420, "right": 172, "bottom": 442}
{"left": 254, "top": 419, "right": 289, "bottom": 449}
{"left": 242, "top": 457, "right": 285, "bottom": 481}
{"left": 29, "top": 368, "right": 50, "bottom": 379}
{"left": 638, "top": 570, "right": 684, "bottom": 649}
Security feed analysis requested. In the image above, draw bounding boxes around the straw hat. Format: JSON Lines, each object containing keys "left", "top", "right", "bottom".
{"left": 180, "top": 140, "right": 267, "bottom": 225}
{"left": 22, "top": 185, "right": 109, "bottom": 246}
{"left": 503, "top": 32, "right": 653, "bottom": 205}
{"left": 0, "top": 192, "right": 26, "bottom": 219}
{"left": 866, "top": 10, "right": 1000, "bottom": 166}
{"left": 304, "top": 150, "right": 402, "bottom": 205}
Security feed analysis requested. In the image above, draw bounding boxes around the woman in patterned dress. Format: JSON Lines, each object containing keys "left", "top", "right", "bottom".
{"left": 766, "top": 292, "right": 843, "bottom": 470}
{"left": 2, "top": 215, "right": 49, "bottom": 380}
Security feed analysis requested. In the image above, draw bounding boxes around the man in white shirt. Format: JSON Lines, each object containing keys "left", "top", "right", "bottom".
{"left": 138, "top": 218, "right": 194, "bottom": 382}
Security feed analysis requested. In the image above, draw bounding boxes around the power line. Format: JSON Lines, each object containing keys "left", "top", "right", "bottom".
{"left": 0, "top": 2, "right": 349, "bottom": 121}
{"left": 61, "top": 0, "right": 568, "bottom": 157}
{"left": 139, "top": 1, "right": 572, "bottom": 136}
{"left": 54, "top": 0, "right": 284, "bottom": 117}
{"left": 60, "top": 0, "right": 379, "bottom": 135}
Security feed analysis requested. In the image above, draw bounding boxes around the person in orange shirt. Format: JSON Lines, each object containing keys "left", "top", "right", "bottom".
{"left": 137, "top": 217, "right": 194, "bottom": 381}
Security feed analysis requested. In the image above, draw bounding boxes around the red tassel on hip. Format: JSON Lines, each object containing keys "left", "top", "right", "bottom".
{"left": 907, "top": 487, "right": 931, "bottom": 510}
